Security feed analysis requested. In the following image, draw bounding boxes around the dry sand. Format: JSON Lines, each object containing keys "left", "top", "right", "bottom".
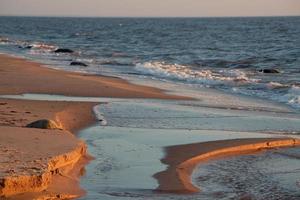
{"left": 0, "top": 54, "right": 189, "bottom": 99}
{"left": 0, "top": 98, "right": 97, "bottom": 199}
{"left": 1, "top": 53, "right": 299, "bottom": 199}
{"left": 154, "top": 138, "right": 300, "bottom": 194}
{"left": 0, "top": 53, "right": 188, "bottom": 199}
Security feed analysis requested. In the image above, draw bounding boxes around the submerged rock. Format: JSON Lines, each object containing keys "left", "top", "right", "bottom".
{"left": 26, "top": 119, "right": 62, "bottom": 130}
{"left": 258, "top": 69, "right": 280, "bottom": 74}
{"left": 70, "top": 61, "right": 88, "bottom": 67}
{"left": 54, "top": 48, "right": 74, "bottom": 53}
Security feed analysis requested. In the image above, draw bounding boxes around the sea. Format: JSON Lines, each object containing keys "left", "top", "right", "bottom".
{"left": 0, "top": 16, "right": 299, "bottom": 109}
{"left": 1, "top": 16, "right": 300, "bottom": 200}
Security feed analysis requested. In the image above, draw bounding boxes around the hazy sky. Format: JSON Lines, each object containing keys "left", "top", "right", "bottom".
{"left": 0, "top": 0, "right": 299, "bottom": 17}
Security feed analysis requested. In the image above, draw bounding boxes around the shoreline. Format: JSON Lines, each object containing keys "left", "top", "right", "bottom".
{"left": 0, "top": 98, "right": 96, "bottom": 199}
{"left": 0, "top": 53, "right": 188, "bottom": 199}
{"left": 154, "top": 138, "right": 300, "bottom": 194}
{"left": 0, "top": 53, "right": 299, "bottom": 199}
{"left": 0, "top": 54, "right": 190, "bottom": 100}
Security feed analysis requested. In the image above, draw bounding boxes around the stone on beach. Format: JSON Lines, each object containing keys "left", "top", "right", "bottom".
{"left": 54, "top": 48, "right": 74, "bottom": 53}
{"left": 18, "top": 45, "right": 33, "bottom": 49}
{"left": 258, "top": 69, "right": 280, "bottom": 73}
{"left": 26, "top": 119, "right": 62, "bottom": 130}
{"left": 70, "top": 61, "right": 88, "bottom": 67}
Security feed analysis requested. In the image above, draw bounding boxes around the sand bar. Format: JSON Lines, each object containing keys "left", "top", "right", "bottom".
{"left": 0, "top": 53, "right": 190, "bottom": 199}
{"left": 154, "top": 137, "right": 300, "bottom": 193}
{"left": 1, "top": 54, "right": 300, "bottom": 199}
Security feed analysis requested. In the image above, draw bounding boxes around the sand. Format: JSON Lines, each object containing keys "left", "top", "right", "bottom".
{"left": 0, "top": 53, "right": 188, "bottom": 199}
{"left": 0, "top": 54, "right": 189, "bottom": 99}
{"left": 154, "top": 138, "right": 300, "bottom": 193}
{"left": 0, "top": 126, "right": 87, "bottom": 199}
{"left": 0, "top": 53, "right": 299, "bottom": 199}
{"left": 0, "top": 98, "right": 97, "bottom": 199}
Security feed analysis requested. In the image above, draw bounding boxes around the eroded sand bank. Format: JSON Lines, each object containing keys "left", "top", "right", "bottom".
{"left": 1, "top": 53, "right": 299, "bottom": 199}
{"left": 0, "top": 53, "right": 186, "bottom": 199}
{"left": 0, "top": 98, "right": 97, "bottom": 199}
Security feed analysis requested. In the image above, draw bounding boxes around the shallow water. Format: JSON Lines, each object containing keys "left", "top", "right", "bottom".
{"left": 2, "top": 93, "right": 300, "bottom": 133}
{"left": 193, "top": 148, "right": 300, "bottom": 200}
{"left": 2, "top": 93, "right": 300, "bottom": 199}
{"left": 78, "top": 126, "right": 286, "bottom": 200}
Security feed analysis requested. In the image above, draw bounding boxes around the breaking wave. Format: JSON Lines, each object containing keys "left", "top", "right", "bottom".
{"left": 135, "top": 61, "right": 258, "bottom": 85}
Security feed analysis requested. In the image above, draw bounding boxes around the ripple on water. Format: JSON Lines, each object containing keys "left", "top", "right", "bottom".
{"left": 193, "top": 147, "right": 300, "bottom": 200}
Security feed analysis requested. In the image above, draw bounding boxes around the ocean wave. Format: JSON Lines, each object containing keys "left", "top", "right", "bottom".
{"left": 29, "top": 43, "right": 57, "bottom": 50}
{"left": 135, "top": 61, "right": 258, "bottom": 85}
{"left": 285, "top": 86, "right": 300, "bottom": 106}
{"left": 266, "top": 82, "right": 289, "bottom": 89}
{"left": 0, "top": 36, "right": 57, "bottom": 52}
{"left": 0, "top": 36, "right": 11, "bottom": 44}
{"left": 26, "top": 43, "right": 58, "bottom": 56}
{"left": 268, "top": 85, "right": 300, "bottom": 108}
{"left": 98, "top": 59, "right": 133, "bottom": 66}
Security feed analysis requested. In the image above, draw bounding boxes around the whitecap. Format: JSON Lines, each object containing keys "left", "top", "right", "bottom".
{"left": 135, "top": 61, "right": 257, "bottom": 85}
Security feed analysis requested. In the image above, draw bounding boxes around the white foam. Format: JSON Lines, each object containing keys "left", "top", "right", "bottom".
{"left": 30, "top": 43, "right": 57, "bottom": 50}
{"left": 266, "top": 81, "right": 288, "bottom": 89}
{"left": 135, "top": 61, "right": 258, "bottom": 85}
{"left": 286, "top": 86, "right": 300, "bottom": 106}
{"left": 93, "top": 104, "right": 108, "bottom": 126}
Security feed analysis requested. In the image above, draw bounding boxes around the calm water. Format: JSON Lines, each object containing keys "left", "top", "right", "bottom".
{"left": 1, "top": 94, "right": 300, "bottom": 199}
{"left": 0, "top": 16, "right": 300, "bottom": 109}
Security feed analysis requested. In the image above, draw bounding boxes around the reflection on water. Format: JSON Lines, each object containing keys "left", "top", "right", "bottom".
{"left": 1, "top": 93, "right": 299, "bottom": 199}
{"left": 78, "top": 126, "right": 285, "bottom": 200}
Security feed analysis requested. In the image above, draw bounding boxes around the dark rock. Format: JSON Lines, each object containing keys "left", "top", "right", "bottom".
{"left": 18, "top": 45, "right": 33, "bottom": 49}
{"left": 25, "top": 45, "right": 33, "bottom": 49}
{"left": 70, "top": 61, "right": 88, "bottom": 67}
{"left": 54, "top": 48, "right": 74, "bottom": 53}
{"left": 258, "top": 69, "right": 280, "bottom": 74}
{"left": 26, "top": 119, "right": 62, "bottom": 130}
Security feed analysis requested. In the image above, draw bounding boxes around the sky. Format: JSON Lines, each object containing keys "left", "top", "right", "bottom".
{"left": 0, "top": 0, "right": 299, "bottom": 17}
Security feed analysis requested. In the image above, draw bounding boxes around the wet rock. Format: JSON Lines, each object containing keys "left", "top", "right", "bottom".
{"left": 54, "top": 48, "right": 74, "bottom": 53}
{"left": 18, "top": 45, "right": 33, "bottom": 49}
{"left": 26, "top": 119, "right": 62, "bottom": 130}
{"left": 70, "top": 61, "right": 88, "bottom": 67}
{"left": 258, "top": 69, "right": 280, "bottom": 73}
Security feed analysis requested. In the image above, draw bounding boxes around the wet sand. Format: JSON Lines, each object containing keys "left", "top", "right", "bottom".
{"left": 0, "top": 53, "right": 299, "bottom": 199}
{"left": 0, "top": 53, "right": 186, "bottom": 199}
{"left": 155, "top": 138, "right": 300, "bottom": 193}
{"left": 0, "top": 54, "right": 188, "bottom": 99}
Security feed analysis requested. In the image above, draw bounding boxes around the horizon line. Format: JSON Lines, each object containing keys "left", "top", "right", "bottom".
{"left": 0, "top": 14, "right": 299, "bottom": 18}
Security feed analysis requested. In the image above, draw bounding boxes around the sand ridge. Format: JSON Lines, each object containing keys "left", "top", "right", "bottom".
{"left": 154, "top": 138, "right": 300, "bottom": 193}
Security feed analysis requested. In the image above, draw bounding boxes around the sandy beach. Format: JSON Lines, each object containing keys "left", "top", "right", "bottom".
{"left": 0, "top": 53, "right": 299, "bottom": 199}
{"left": 0, "top": 53, "right": 186, "bottom": 199}
{"left": 0, "top": 54, "right": 188, "bottom": 100}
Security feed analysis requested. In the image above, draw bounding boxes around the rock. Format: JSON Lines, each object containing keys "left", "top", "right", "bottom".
{"left": 26, "top": 119, "right": 62, "bottom": 130}
{"left": 54, "top": 48, "right": 74, "bottom": 53}
{"left": 25, "top": 45, "right": 33, "bottom": 49}
{"left": 18, "top": 45, "right": 33, "bottom": 49}
{"left": 70, "top": 61, "right": 88, "bottom": 67}
{"left": 258, "top": 69, "right": 280, "bottom": 74}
